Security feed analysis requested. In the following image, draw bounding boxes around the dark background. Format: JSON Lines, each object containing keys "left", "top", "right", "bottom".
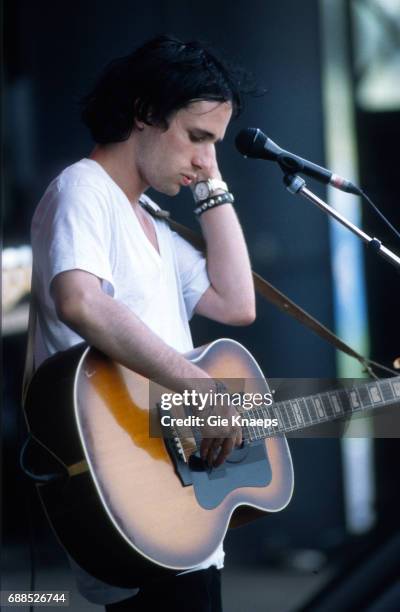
{"left": 3, "top": 1, "right": 399, "bottom": 610}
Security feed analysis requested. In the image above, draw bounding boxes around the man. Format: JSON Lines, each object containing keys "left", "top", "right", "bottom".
{"left": 31, "top": 35, "right": 255, "bottom": 611}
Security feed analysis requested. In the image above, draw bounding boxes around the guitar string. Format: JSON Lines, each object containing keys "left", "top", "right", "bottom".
{"left": 173, "top": 376, "right": 400, "bottom": 451}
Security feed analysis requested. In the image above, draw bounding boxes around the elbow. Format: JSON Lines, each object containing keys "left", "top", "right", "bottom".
{"left": 234, "top": 309, "right": 256, "bottom": 326}
{"left": 226, "top": 303, "right": 256, "bottom": 326}
{"left": 55, "top": 291, "right": 93, "bottom": 329}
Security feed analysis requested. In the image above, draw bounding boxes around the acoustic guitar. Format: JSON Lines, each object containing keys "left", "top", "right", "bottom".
{"left": 23, "top": 339, "right": 400, "bottom": 587}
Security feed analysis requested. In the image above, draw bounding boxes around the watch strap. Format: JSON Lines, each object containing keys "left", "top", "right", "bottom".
{"left": 193, "top": 179, "right": 228, "bottom": 202}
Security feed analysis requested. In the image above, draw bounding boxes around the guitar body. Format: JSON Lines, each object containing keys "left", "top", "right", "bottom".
{"left": 24, "top": 339, "right": 294, "bottom": 587}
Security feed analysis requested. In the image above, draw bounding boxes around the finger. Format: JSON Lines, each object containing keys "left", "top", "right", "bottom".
{"left": 200, "top": 438, "right": 213, "bottom": 461}
{"left": 206, "top": 438, "right": 224, "bottom": 466}
{"left": 213, "top": 438, "right": 235, "bottom": 467}
{"left": 208, "top": 438, "right": 224, "bottom": 465}
{"left": 200, "top": 438, "right": 222, "bottom": 462}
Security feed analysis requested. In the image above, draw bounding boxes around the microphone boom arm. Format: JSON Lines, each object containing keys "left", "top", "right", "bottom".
{"left": 284, "top": 174, "right": 400, "bottom": 270}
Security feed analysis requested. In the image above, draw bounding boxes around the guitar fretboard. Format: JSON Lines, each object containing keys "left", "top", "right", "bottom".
{"left": 240, "top": 376, "right": 400, "bottom": 441}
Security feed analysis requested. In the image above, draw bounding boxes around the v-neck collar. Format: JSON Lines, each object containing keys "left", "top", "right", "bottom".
{"left": 82, "top": 158, "right": 163, "bottom": 264}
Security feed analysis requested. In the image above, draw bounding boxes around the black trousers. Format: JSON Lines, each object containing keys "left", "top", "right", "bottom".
{"left": 105, "top": 567, "right": 222, "bottom": 612}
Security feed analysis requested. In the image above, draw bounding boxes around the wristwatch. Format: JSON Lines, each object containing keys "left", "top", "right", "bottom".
{"left": 193, "top": 179, "right": 228, "bottom": 203}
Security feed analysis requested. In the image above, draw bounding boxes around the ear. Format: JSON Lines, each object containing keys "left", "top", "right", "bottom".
{"left": 134, "top": 119, "right": 145, "bottom": 131}
{"left": 133, "top": 98, "right": 146, "bottom": 131}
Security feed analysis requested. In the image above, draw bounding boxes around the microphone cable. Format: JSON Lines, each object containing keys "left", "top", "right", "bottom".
{"left": 358, "top": 188, "right": 400, "bottom": 243}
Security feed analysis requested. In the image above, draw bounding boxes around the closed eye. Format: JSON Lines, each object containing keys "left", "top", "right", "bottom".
{"left": 189, "top": 129, "right": 220, "bottom": 144}
{"left": 189, "top": 133, "right": 208, "bottom": 143}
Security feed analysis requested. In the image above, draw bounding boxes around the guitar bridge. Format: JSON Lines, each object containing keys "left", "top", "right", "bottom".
{"left": 164, "top": 436, "right": 193, "bottom": 487}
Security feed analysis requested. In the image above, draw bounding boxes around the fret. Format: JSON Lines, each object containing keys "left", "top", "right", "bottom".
{"left": 285, "top": 401, "right": 297, "bottom": 430}
{"left": 274, "top": 404, "right": 284, "bottom": 430}
{"left": 367, "top": 383, "right": 383, "bottom": 405}
{"left": 264, "top": 403, "right": 274, "bottom": 421}
{"left": 328, "top": 392, "right": 343, "bottom": 416}
{"left": 252, "top": 407, "right": 261, "bottom": 439}
{"left": 379, "top": 380, "right": 395, "bottom": 403}
{"left": 308, "top": 397, "right": 321, "bottom": 421}
{"left": 275, "top": 404, "right": 286, "bottom": 433}
{"left": 249, "top": 423, "right": 259, "bottom": 442}
{"left": 277, "top": 404, "right": 289, "bottom": 432}
{"left": 248, "top": 415, "right": 257, "bottom": 441}
{"left": 306, "top": 397, "right": 318, "bottom": 423}
{"left": 259, "top": 407, "right": 266, "bottom": 437}
{"left": 322, "top": 393, "right": 334, "bottom": 419}
{"left": 281, "top": 403, "right": 292, "bottom": 431}
{"left": 349, "top": 388, "right": 361, "bottom": 411}
{"left": 355, "top": 385, "right": 371, "bottom": 409}
{"left": 256, "top": 406, "right": 265, "bottom": 434}
{"left": 263, "top": 404, "right": 274, "bottom": 422}
{"left": 299, "top": 398, "right": 312, "bottom": 425}
{"left": 313, "top": 396, "right": 326, "bottom": 419}
{"left": 290, "top": 400, "right": 304, "bottom": 427}
{"left": 264, "top": 404, "right": 280, "bottom": 432}
{"left": 392, "top": 380, "right": 400, "bottom": 397}
{"left": 338, "top": 388, "right": 353, "bottom": 414}
{"left": 257, "top": 407, "right": 264, "bottom": 437}
{"left": 257, "top": 407, "right": 266, "bottom": 438}
{"left": 264, "top": 405, "right": 277, "bottom": 438}
{"left": 319, "top": 393, "right": 333, "bottom": 421}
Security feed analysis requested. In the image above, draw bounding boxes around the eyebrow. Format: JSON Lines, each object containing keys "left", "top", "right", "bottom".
{"left": 190, "top": 128, "right": 223, "bottom": 143}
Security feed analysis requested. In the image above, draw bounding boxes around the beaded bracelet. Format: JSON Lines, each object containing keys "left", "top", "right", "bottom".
{"left": 193, "top": 192, "right": 235, "bottom": 217}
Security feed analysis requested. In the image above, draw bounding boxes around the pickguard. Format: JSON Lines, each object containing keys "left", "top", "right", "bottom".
{"left": 189, "top": 441, "right": 271, "bottom": 510}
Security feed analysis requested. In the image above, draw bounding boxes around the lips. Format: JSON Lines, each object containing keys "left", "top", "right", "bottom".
{"left": 181, "top": 174, "right": 195, "bottom": 186}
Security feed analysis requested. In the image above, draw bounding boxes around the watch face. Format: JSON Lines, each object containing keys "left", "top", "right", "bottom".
{"left": 194, "top": 182, "right": 209, "bottom": 201}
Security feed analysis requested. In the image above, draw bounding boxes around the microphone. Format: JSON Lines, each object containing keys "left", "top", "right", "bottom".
{"left": 235, "top": 127, "right": 361, "bottom": 195}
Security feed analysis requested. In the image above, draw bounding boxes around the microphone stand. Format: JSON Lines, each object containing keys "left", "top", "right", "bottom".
{"left": 283, "top": 174, "right": 400, "bottom": 271}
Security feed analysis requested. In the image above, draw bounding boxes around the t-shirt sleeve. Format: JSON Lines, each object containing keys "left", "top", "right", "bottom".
{"left": 32, "top": 183, "right": 114, "bottom": 296}
{"left": 172, "top": 230, "right": 210, "bottom": 319}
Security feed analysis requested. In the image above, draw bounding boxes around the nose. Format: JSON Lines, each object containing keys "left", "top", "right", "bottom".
{"left": 191, "top": 143, "right": 216, "bottom": 172}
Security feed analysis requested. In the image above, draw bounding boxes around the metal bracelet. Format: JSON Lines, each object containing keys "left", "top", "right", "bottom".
{"left": 194, "top": 192, "right": 235, "bottom": 217}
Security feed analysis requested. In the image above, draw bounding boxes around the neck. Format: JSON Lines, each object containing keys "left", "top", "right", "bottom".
{"left": 89, "top": 140, "right": 147, "bottom": 207}
{"left": 240, "top": 375, "right": 400, "bottom": 442}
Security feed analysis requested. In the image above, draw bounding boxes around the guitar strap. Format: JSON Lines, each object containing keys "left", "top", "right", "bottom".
{"left": 141, "top": 201, "right": 395, "bottom": 380}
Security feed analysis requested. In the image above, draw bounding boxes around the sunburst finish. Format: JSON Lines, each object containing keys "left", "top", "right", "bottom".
{"left": 24, "top": 339, "right": 294, "bottom": 586}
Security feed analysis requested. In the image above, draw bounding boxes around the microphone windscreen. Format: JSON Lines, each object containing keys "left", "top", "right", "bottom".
{"left": 234, "top": 128, "right": 259, "bottom": 157}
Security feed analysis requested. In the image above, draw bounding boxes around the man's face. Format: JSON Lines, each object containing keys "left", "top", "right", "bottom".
{"left": 133, "top": 100, "right": 233, "bottom": 195}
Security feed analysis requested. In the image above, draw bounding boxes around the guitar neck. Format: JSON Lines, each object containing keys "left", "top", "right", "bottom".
{"left": 242, "top": 376, "right": 400, "bottom": 441}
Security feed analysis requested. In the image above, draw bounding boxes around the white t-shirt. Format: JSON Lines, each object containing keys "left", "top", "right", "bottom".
{"left": 31, "top": 158, "right": 224, "bottom": 604}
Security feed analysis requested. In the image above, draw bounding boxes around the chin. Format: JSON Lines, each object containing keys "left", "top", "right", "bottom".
{"left": 152, "top": 179, "right": 181, "bottom": 197}
{"left": 163, "top": 184, "right": 181, "bottom": 196}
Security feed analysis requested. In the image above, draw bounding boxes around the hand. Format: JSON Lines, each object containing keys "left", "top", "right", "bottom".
{"left": 160, "top": 377, "right": 242, "bottom": 468}
{"left": 194, "top": 379, "right": 242, "bottom": 467}
{"left": 199, "top": 402, "right": 243, "bottom": 468}
{"left": 193, "top": 143, "right": 222, "bottom": 183}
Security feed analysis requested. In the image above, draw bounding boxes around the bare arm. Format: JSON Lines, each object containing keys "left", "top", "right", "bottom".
{"left": 191, "top": 145, "right": 256, "bottom": 325}
{"left": 195, "top": 202, "right": 255, "bottom": 325}
{"left": 51, "top": 270, "right": 210, "bottom": 391}
{"left": 51, "top": 270, "right": 242, "bottom": 465}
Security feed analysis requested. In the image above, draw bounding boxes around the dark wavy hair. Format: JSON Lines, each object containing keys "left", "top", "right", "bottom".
{"left": 81, "top": 35, "right": 253, "bottom": 144}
